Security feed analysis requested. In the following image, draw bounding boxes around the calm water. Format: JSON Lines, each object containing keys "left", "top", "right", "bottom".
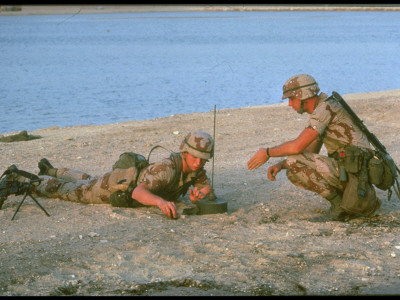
{"left": 1, "top": 10, "right": 400, "bottom": 133}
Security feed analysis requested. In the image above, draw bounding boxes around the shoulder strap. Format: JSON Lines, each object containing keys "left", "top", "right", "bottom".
{"left": 170, "top": 152, "right": 182, "bottom": 182}
{"left": 146, "top": 145, "right": 182, "bottom": 187}
{"left": 147, "top": 145, "right": 173, "bottom": 162}
{"left": 168, "top": 152, "right": 194, "bottom": 200}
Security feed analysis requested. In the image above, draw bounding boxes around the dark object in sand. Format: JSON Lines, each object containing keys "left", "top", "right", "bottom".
{"left": 196, "top": 193, "right": 228, "bottom": 215}
{"left": 0, "top": 130, "right": 41, "bottom": 142}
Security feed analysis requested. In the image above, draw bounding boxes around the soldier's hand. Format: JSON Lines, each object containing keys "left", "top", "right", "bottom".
{"left": 247, "top": 148, "right": 269, "bottom": 170}
{"left": 189, "top": 187, "right": 206, "bottom": 203}
{"left": 157, "top": 199, "right": 178, "bottom": 219}
{"left": 267, "top": 164, "right": 281, "bottom": 181}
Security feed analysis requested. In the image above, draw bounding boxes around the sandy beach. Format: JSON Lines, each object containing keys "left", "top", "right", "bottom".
{"left": 1, "top": 89, "right": 400, "bottom": 295}
{"left": 2, "top": 3, "right": 400, "bottom": 296}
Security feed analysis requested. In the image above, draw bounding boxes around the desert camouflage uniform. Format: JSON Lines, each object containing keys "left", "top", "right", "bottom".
{"left": 34, "top": 167, "right": 137, "bottom": 204}
{"left": 33, "top": 153, "right": 209, "bottom": 205}
{"left": 137, "top": 153, "right": 209, "bottom": 202}
{"left": 285, "top": 92, "right": 371, "bottom": 198}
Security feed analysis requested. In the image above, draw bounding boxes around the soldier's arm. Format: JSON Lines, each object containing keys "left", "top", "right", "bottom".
{"left": 131, "top": 182, "right": 177, "bottom": 219}
{"left": 303, "top": 131, "right": 323, "bottom": 153}
{"left": 247, "top": 128, "right": 319, "bottom": 170}
{"left": 269, "top": 127, "right": 320, "bottom": 156}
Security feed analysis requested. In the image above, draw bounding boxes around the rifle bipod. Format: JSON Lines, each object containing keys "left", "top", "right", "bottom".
{"left": 11, "top": 187, "right": 50, "bottom": 220}
{"left": 0, "top": 165, "right": 51, "bottom": 220}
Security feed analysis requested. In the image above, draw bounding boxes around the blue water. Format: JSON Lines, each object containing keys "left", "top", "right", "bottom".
{"left": 1, "top": 10, "right": 400, "bottom": 133}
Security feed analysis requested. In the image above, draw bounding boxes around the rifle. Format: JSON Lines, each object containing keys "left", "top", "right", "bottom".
{"left": 331, "top": 91, "right": 400, "bottom": 200}
{"left": 0, "top": 165, "right": 50, "bottom": 220}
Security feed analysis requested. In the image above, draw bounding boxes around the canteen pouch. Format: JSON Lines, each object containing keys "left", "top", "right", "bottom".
{"left": 343, "top": 146, "right": 363, "bottom": 173}
{"left": 341, "top": 173, "right": 381, "bottom": 216}
{"left": 375, "top": 158, "right": 395, "bottom": 191}
{"left": 368, "top": 157, "right": 384, "bottom": 186}
{"left": 109, "top": 187, "right": 143, "bottom": 208}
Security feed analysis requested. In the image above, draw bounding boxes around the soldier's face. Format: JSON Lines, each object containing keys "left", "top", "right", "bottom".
{"left": 288, "top": 96, "right": 298, "bottom": 108}
{"left": 288, "top": 97, "right": 304, "bottom": 114}
{"left": 185, "top": 153, "right": 207, "bottom": 171}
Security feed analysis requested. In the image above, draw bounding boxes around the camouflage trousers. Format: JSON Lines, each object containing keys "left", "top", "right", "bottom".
{"left": 285, "top": 152, "right": 345, "bottom": 198}
{"left": 34, "top": 168, "right": 110, "bottom": 204}
{"left": 33, "top": 167, "right": 137, "bottom": 205}
{"left": 55, "top": 168, "right": 93, "bottom": 182}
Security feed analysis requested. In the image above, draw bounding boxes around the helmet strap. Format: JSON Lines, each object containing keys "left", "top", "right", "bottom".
{"left": 296, "top": 101, "right": 305, "bottom": 114}
{"left": 182, "top": 153, "right": 195, "bottom": 173}
{"left": 296, "top": 94, "right": 318, "bottom": 114}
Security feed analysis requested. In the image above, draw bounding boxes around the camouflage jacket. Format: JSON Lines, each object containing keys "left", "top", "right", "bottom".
{"left": 306, "top": 92, "right": 370, "bottom": 154}
{"left": 136, "top": 152, "right": 210, "bottom": 202}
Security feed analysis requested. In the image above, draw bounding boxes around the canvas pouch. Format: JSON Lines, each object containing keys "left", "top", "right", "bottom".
{"left": 341, "top": 173, "right": 381, "bottom": 216}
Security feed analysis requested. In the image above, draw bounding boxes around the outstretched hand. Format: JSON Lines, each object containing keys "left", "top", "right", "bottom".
{"left": 247, "top": 148, "right": 269, "bottom": 170}
{"left": 189, "top": 187, "right": 206, "bottom": 203}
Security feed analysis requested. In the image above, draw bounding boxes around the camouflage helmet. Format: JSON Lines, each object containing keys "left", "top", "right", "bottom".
{"left": 179, "top": 130, "right": 214, "bottom": 159}
{"left": 282, "top": 74, "right": 320, "bottom": 101}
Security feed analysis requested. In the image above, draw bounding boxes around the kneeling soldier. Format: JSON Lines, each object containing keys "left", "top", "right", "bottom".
{"left": 247, "top": 74, "right": 381, "bottom": 221}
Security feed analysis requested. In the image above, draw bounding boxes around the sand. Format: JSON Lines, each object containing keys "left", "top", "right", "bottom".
{"left": 1, "top": 89, "right": 400, "bottom": 295}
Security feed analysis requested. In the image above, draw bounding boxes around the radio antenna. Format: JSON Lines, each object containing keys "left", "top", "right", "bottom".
{"left": 193, "top": 104, "right": 227, "bottom": 215}
{"left": 211, "top": 104, "right": 216, "bottom": 188}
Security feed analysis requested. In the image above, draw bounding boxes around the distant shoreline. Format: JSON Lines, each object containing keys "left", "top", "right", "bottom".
{"left": 1, "top": 89, "right": 399, "bottom": 135}
{"left": 1, "top": 4, "right": 400, "bottom": 16}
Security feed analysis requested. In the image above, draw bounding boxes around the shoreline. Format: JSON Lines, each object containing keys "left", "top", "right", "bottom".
{"left": 1, "top": 89, "right": 399, "bottom": 136}
{"left": 1, "top": 4, "right": 400, "bottom": 16}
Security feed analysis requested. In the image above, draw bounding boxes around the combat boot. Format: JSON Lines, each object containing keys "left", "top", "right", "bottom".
{"left": 326, "top": 192, "right": 353, "bottom": 221}
{"left": 310, "top": 191, "right": 350, "bottom": 222}
{"left": 38, "top": 158, "right": 57, "bottom": 176}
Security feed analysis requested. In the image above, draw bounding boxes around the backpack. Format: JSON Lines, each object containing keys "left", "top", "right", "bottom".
{"left": 112, "top": 152, "right": 149, "bottom": 171}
